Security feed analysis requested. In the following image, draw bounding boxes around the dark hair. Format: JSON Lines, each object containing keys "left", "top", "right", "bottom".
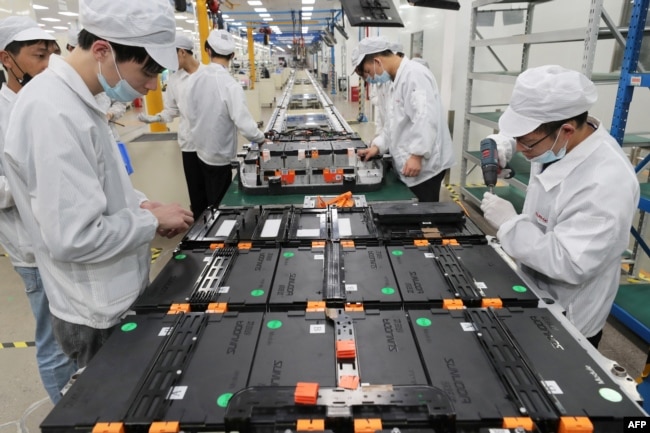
{"left": 4, "top": 39, "right": 49, "bottom": 56}
{"left": 535, "top": 111, "right": 589, "bottom": 135}
{"left": 203, "top": 40, "right": 233, "bottom": 60}
{"left": 354, "top": 49, "right": 393, "bottom": 75}
{"left": 177, "top": 48, "right": 193, "bottom": 56}
{"left": 77, "top": 29, "right": 164, "bottom": 75}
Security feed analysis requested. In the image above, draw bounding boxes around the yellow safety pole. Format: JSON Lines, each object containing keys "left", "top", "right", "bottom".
{"left": 196, "top": 0, "right": 211, "bottom": 65}
{"left": 144, "top": 76, "right": 166, "bottom": 132}
{"left": 247, "top": 24, "right": 256, "bottom": 90}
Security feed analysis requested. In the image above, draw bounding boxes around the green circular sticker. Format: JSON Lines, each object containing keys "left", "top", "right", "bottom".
{"left": 416, "top": 318, "right": 432, "bottom": 327}
{"left": 381, "top": 287, "right": 395, "bottom": 295}
{"left": 251, "top": 289, "right": 265, "bottom": 297}
{"left": 391, "top": 250, "right": 404, "bottom": 256}
{"left": 217, "top": 393, "right": 233, "bottom": 407}
{"left": 283, "top": 252, "right": 295, "bottom": 258}
{"left": 121, "top": 322, "right": 137, "bottom": 332}
{"left": 174, "top": 253, "right": 187, "bottom": 260}
{"left": 598, "top": 388, "right": 623, "bottom": 402}
{"left": 267, "top": 320, "right": 283, "bottom": 329}
{"left": 512, "top": 285, "right": 528, "bottom": 293}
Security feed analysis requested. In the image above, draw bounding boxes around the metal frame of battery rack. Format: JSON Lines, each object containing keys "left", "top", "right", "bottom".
{"left": 238, "top": 70, "right": 385, "bottom": 195}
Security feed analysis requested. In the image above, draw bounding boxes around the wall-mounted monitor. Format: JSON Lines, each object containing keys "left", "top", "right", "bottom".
{"left": 408, "top": 0, "right": 460, "bottom": 10}
{"left": 341, "top": 0, "right": 405, "bottom": 28}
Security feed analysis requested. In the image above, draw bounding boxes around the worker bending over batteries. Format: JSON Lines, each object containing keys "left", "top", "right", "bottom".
{"left": 3, "top": 0, "right": 194, "bottom": 368}
{"left": 480, "top": 65, "right": 639, "bottom": 348}
{"left": 352, "top": 36, "right": 454, "bottom": 202}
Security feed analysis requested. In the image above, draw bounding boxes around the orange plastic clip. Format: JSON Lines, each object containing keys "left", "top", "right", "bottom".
{"left": 414, "top": 239, "right": 430, "bottom": 247}
{"left": 442, "top": 239, "right": 460, "bottom": 246}
{"left": 558, "top": 417, "right": 593, "bottom": 433}
{"left": 312, "top": 241, "right": 326, "bottom": 249}
{"left": 296, "top": 419, "right": 325, "bottom": 431}
{"left": 336, "top": 340, "right": 357, "bottom": 359}
{"left": 354, "top": 419, "right": 382, "bottom": 433}
{"left": 344, "top": 302, "right": 364, "bottom": 312}
{"left": 149, "top": 421, "right": 180, "bottom": 433}
{"left": 339, "top": 375, "right": 360, "bottom": 390}
{"left": 168, "top": 303, "right": 191, "bottom": 314}
{"left": 294, "top": 382, "right": 319, "bottom": 405}
{"left": 443, "top": 299, "right": 464, "bottom": 310}
{"left": 306, "top": 301, "right": 326, "bottom": 312}
{"left": 341, "top": 240, "right": 355, "bottom": 249}
{"left": 209, "top": 242, "right": 225, "bottom": 250}
{"left": 482, "top": 298, "right": 503, "bottom": 309}
{"left": 206, "top": 303, "right": 228, "bottom": 314}
{"left": 238, "top": 242, "right": 252, "bottom": 250}
{"left": 92, "top": 423, "right": 125, "bottom": 433}
{"left": 503, "top": 417, "right": 533, "bottom": 430}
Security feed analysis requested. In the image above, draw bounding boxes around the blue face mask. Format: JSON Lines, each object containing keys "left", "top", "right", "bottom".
{"left": 373, "top": 60, "right": 391, "bottom": 84}
{"left": 527, "top": 131, "right": 568, "bottom": 164}
{"left": 97, "top": 46, "right": 144, "bottom": 103}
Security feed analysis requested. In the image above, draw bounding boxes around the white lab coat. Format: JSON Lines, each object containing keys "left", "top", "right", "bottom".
{"left": 497, "top": 118, "right": 640, "bottom": 338}
{"left": 0, "top": 84, "right": 34, "bottom": 267}
{"left": 185, "top": 62, "right": 264, "bottom": 166}
{"left": 3, "top": 55, "right": 158, "bottom": 329}
{"left": 158, "top": 65, "right": 206, "bottom": 152}
{"left": 95, "top": 92, "right": 126, "bottom": 143}
{"left": 375, "top": 58, "right": 455, "bottom": 187}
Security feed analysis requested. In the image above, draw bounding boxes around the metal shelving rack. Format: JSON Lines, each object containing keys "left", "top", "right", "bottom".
{"left": 459, "top": 0, "right": 639, "bottom": 211}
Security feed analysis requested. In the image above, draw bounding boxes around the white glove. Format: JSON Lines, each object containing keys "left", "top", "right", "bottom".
{"left": 486, "top": 133, "right": 516, "bottom": 178}
{"left": 137, "top": 113, "right": 162, "bottom": 123}
{"left": 480, "top": 192, "right": 517, "bottom": 231}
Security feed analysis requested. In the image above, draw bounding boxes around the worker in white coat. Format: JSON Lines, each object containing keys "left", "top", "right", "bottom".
{"left": 3, "top": 0, "right": 194, "bottom": 368}
{"left": 185, "top": 29, "right": 269, "bottom": 210}
{"left": 0, "top": 16, "right": 76, "bottom": 404}
{"left": 353, "top": 37, "right": 455, "bottom": 202}
{"left": 139, "top": 33, "right": 205, "bottom": 218}
{"left": 480, "top": 65, "right": 639, "bottom": 348}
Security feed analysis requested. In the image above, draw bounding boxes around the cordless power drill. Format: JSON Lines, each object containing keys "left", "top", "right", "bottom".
{"left": 480, "top": 137, "right": 498, "bottom": 194}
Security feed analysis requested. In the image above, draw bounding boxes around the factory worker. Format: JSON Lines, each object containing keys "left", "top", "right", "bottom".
{"left": 353, "top": 36, "right": 455, "bottom": 202}
{"left": 138, "top": 33, "right": 206, "bottom": 218}
{"left": 185, "top": 29, "right": 269, "bottom": 212}
{"left": 3, "top": 0, "right": 194, "bottom": 368}
{"left": 0, "top": 16, "right": 76, "bottom": 403}
{"left": 480, "top": 65, "right": 639, "bottom": 348}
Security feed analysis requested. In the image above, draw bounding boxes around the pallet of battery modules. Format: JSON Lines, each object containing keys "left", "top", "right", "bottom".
{"left": 386, "top": 239, "right": 538, "bottom": 308}
{"left": 180, "top": 206, "right": 260, "bottom": 248}
{"left": 371, "top": 201, "right": 484, "bottom": 242}
{"left": 40, "top": 311, "right": 266, "bottom": 433}
{"left": 132, "top": 244, "right": 279, "bottom": 313}
{"left": 229, "top": 307, "right": 455, "bottom": 433}
{"left": 407, "top": 307, "right": 648, "bottom": 432}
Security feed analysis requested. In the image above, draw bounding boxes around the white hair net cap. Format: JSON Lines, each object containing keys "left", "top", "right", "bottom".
{"left": 352, "top": 36, "right": 392, "bottom": 69}
{"left": 207, "top": 29, "right": 235, "bottom": 55}
{"left": 79, "top": 0, "right": 178, "bottom": 70}
{"left": 0, "top": 16, "right": 54, "bottom": 50}
{"left": 67, "top": 27, "right": 79, "bottom": 48}
{"left": 175, "top": 33, "right": 194, "bottom": 51}
{"left": 498, "top": 65, "right": 597, "bottom": 138}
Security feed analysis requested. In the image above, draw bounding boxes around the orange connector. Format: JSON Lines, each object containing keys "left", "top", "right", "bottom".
{"left": 336, "top": 340, "right": 357, "bottom": 359}
{"left": 482, "top": 298, "right": 503, "bottom": 309}
{"left": 92, "top": 423, "right": 125, "bottom": 433}
{"left": 168, "top": 303, "right": 191, "bottom": 314}
{"left": 443, "top": 299, "right": 464, "bottom": 310}
{"left": 354, "top": 419, "right": 382, "bottom": 433}
{"left": 442, "top": 239, "right": 460, "bottom": 246}
{"left": 149, "top": 421, "right": 180, "bottom": 433}
{"left": 306, "top": 301, "right": 326, "bottom": 312}
{"left": 206, "top": 303, "right": 228, "bottom": 314}
{"left": 296, "top": 419, "right": 325, "bottom": 431}
{"left": 339, "top": 375, "right": 360, "bottom": 390}
{"left": 238, "top": 241, "right": 252, "bottom": 250}
{"left": 503, "top": 417, "right": 533, "bottom": 430}
{"left": 275, "top": 169, "right": 296, "bottom": 185}
{"left": 414, "top": 239, "right": 430, "bottom": 247}
{"left": 312, "top": 241, "right": 326, "bottom": 249}
{"left": 344, "top": 302, "right": 364, "bottom": 312}
{"left": 341, "top": 240, "right": 355, "bottom": 249}
{"left": 209, "top": 242, "right": 225, "bottom": 250}
{"left": 558, "top": 417, "right": 593, "bottom": 433}
{"left": 294, "top": 382, "right": 319, "bottom": 405}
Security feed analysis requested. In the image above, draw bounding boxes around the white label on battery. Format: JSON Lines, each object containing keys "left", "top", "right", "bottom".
{"left": 159, "top": 326, "right": 173, "bottom": 337}
{"left": 424, "top": 252, "right": 434, "bottom": 259}
{"left": 218, "top": 286, "right": 230, "bottom": 294}
{"left": 215, "top": 220, "right": 236, "bottom": 237}
{"left": 542, "top": 380, "right": 563, "bottom": 394}
{"left": 314, "top": 254, "right": 324, "bottom": 260}
{"left": 345, "top": 284, "right": 358, "bottom": 292}
{"left": 348, "top": 148, "right": 355, "bottom": 166}
{"left": 203, "top": 257, "right": 211, "bottom": 262}
{"left": 460, "top": 322, "right": 477, "bottom": 332}
{"left": 261, "top": 219, "right": 281, "bottom": 237}
{"left": 262, "top": 148, "right": 271, "bottom": 162}
{"left": 310, "top": 324, "right": 326, "bottom": 334}
{"left": 487, "top": 429, "right": 510, "bottom": 433}
{"left": 298, "top": 149, "right": 305, "bottom": 160}
{"left": 297, "top": 228, "right": 320, "bottom": 237}
{"left": 166, "top": 385, "right": 188, "bottom": 400}
{"left": 475, "top": 281, "right": 488, "bottom": 289}
{"left": 339, "top": 218, "right": 352, "bottom": 236}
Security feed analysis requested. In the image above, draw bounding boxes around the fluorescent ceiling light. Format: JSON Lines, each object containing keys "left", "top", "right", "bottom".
{"left": 287, "top": 44, "right": 292, "bottom": 48}
{"left": 222, "top": 14, "right": 229, "bottom": 18}
{"left": 53, "top": 26, "right": 68, "bottom": 29}
{"left": 58, "top": 11, "right": 78, "bottom": 16}
{"left": 263, "top": 17, "right": 273, "bottom": 21}
{"left": 225, "top": 18, "right": 235, "bottom": 21}
{"left": 254, "top": 8, "right": 267, "bottom": 12}
{"left": 302, "top": 0, "right": 315, "bottom": 4}
{"left": 302, "top": 26, "right": 308, "bottom": 33}
{"left": 248, "top": 0, "right": 263, "bottom": 5}
{"left": 302, "top": 6, "right": 313, "bottom": 11}
{"left": 176, "top": 27, "right": 184, "bottom": 30}
{"left": 44, "top": 29, "right": 55, "bottom": 33}
{"left": 32, "top": 4, "right": 48, "bottom": 9}
{"left": 232, "top": 22, "right": 242, "bottom": 25}
{"left": 41, "top": 17, "right": 60, "bottom": 22}
{"left": 175, "top": 14, "right": 186, "bottom": 19}
{"left": 275, "top": 47, "right": 285, "bottom": 52}
{"left": 259, "top": 13, "right": 270, "bottom": 17}
{"left": 303, "top": 12, "right": 312, "bottom": 17}
{"left": 186, "top": 19, "right": 195, "bottom": 23}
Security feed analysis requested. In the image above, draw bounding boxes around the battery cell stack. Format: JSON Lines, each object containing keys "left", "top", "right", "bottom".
{"left": 41, "top": 198, "right": 647, "bottom": 432}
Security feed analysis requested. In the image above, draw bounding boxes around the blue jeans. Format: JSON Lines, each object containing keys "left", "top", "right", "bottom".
{"left": 15, "top": 266, "right": 77, "bottom": 403}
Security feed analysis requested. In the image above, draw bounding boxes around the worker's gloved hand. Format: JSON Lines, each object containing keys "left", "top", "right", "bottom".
{"left": 486, "top": 133, "right": 516, "bottom": 178}
{"left": 480, "top": 192, "right": 517, "bottom": 231}
{"left": 137, "top": 113, "right": 162, "bottom": 124}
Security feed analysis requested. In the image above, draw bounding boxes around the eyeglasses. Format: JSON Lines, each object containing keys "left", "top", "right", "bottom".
{"left": 515, "top": 129, "right": 558, "bottom": 151}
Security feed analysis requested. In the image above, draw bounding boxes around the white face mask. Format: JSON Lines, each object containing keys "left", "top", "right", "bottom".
{"left": 526, "top": 127, "right": 568, "bottom": 164}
